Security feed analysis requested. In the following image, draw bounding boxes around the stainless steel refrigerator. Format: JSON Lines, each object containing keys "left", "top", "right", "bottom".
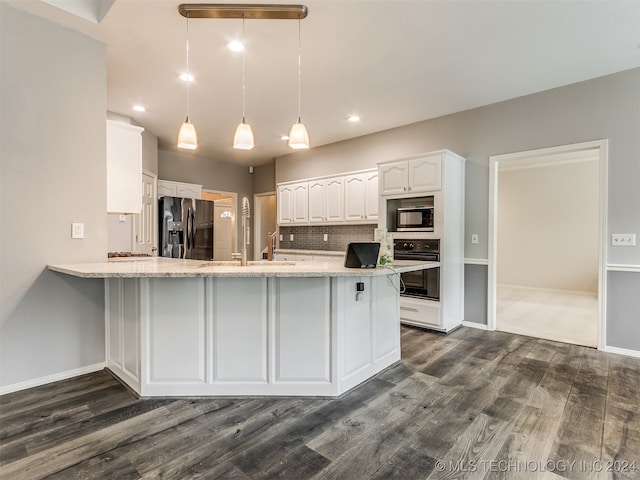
{"left": 159, "top": 196, "right": 214, "bottom": 260}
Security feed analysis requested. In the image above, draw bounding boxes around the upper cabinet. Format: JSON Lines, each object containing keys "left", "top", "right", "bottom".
{"left": 344, "top": 171, "right": 378, "bottom": 222}
{"left": 324, "top": 177, "right": 344, "bottom": 222}
{"left": 277, "top": 184, "right": 294, "bottom": 224}
{"left": 157, "top": 180, "right": 202, "bottom": 199}
{"left": 107, "top": 120, "right": 144, "bottom": 214}
{"left": 276, "top": 169, "right": 377, "bottom": 226}
{"left": 379, "top": 154, "right": 441, "bottom": 195}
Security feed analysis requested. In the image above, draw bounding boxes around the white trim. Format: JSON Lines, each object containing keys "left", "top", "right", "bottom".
{"left": 462, "top": 321, "right": 489, "bottom": 330}
{"left": 606, "top": 264, "right": 640, "bottom": 273}
{"left": 0, "top": 362, "right": 106, "bottom": 396}
{"left": 464, "top": 258, "right": 489, "bottom": 266}
{"left": 604, "top": 346, "right": 640, "bottom": 359}
{"left": 487, "top": 140, "right": 608, "bottom": 351}
{"left": 497, "top": 152, "right": 599, "bottom": 172}
{"left": 277, "top": 167, "right": 377, "bottom": 187}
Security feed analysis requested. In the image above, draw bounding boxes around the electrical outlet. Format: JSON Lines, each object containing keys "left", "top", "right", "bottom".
{"left": 71, "top": 222, "right": 84, "bottom": 239}
{"left": 471, "top": 234, "right": 479, "bottom": 244}
{"left": 289, "top": 234, "right": 294, "bottom": 241}
{"left": 612, "top": 234, "right": 636, "bottom": 246}
{"left": 118, "top": 215, "right": 127, "bottom": 222}
{"left": 323, "top": 234, "right": 328, "bottom": 242}
{"left": 279, "top": 234, "right": 283, "bottom": 242}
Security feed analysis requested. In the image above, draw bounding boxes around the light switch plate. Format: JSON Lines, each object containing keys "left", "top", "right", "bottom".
{"left": 279, "top": 234, "right": 283, "bottom": 242}
{"left": 612, "top": 234, "right": 636, "bottom": 246}
{"left": 289, "top": 234, "right": 294, "bottom": 241}
{"left": 72, "top": 222, "right": 84, "bottom": 239}
{"left": 323, "top": 234, "right": 328, "bottom": 242}
{"left": 471, "top": 234, "right": 479, "bottom": 244}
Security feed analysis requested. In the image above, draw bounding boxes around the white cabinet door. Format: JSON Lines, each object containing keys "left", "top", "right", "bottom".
{"left": 408, "top": 155, "right": 441, "bottom": 192}
{"left": 379, "top": 161, "right": 408, "bottom": 195}
{"left": 157, "top": 182, "right": 176, "bottom": 197}
{"left": 324, "top": 177, "right": 344, "bottom": 222}
{"left": 134, "top": 172, "right": 156, "bottom": 255}
{"left": 344, "top": 174, "right": 366, "bottom": 221}
{"left": 277, "top": 184, "right": 294, "bottom": 224}
{"left": 157, "top": 180, "right": 201, "bottom": 199}
{"left": 364, "top": 171, "right": 379, "bottom": 220}
{"left": 292, "top": 183, "right": 309, "bottom": 223}
{"left": 176, "top": 183, "right": 201, "bottom": 199}
{"left": 107, "top": 121, "right": 143, "bottom": 213}
{"left": 308, "top": 179, "right": 325, "bottom": 223}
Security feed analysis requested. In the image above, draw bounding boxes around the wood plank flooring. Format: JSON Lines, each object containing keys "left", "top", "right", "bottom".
{"left": 1, "top": 326, "right": 639, "bottom": 479}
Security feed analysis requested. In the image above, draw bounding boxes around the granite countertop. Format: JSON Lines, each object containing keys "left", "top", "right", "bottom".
{"left": 47, "top": 257, "right": 439, "bottom": 279}
{"left": 274, "top": 248, "right": 344, "bottom": 256}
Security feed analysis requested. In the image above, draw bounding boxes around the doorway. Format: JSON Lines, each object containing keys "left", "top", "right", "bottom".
{"left": 202, "top": 190, "right": 237, "bottom": 261}
{"left": 254, "top": 192, "right": 277, "bottom": 260}
{"left": 488, "top": 140, "right": 608, "bottom": 349}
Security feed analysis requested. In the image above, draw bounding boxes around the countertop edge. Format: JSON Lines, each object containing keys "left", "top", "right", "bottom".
{"left": 47, "top": 260, "right": 438, "bottom": 279}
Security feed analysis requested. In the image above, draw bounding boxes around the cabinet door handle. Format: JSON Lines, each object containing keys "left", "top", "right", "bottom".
{"left": 400, "top": 306, "right": 419, "bottom": 312}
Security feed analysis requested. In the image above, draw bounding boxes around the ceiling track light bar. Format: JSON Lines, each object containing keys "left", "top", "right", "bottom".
{"left": 178, "top": 4, "right": 308, "bottom": 20}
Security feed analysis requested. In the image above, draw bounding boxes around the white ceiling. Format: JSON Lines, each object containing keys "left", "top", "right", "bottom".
{"left": 10, "top": 0, "right": 640, "bottom": 166}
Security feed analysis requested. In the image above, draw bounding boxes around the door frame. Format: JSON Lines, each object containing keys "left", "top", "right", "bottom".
{"left": 487, "top": 140, "right": 608, "bottom": 350}
{"left": 253, "top": 191, "right": 277, "bottom": 260}
{"left": 201, "top": 189, "right": 238, "bottom": 256}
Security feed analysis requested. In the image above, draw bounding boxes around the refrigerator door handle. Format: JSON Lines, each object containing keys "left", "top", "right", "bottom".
{"left": 186, "top": 207, "right": 193, "bottom": 251}
{"left": 191, "top": 209, "right": 196, "bottom": 252}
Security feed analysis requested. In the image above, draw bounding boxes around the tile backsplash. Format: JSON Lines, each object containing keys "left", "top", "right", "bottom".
{"left": 279, "top": 224, "right": 377, "bottom": 252}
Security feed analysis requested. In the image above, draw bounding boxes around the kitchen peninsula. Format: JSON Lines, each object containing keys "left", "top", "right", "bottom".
{"left": 48, "top": 258, "right": 437, "bottom": 397}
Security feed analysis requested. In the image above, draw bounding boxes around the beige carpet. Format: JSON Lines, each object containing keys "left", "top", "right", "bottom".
{"left": 496, "top": 285, "right": 598, "bottom": 347}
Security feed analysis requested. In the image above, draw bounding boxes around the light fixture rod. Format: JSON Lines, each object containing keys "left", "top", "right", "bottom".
{"left": 178, "top": 4, "right": 308, "bottom": 20}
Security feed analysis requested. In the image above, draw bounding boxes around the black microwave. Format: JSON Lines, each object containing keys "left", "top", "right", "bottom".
{"left": 396, "top": 206, "right": 434, "bottom": 232}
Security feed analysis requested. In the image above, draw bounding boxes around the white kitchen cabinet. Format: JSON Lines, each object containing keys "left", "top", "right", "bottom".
{"left": 364, "top": 171, "right": 379, "bottom": 220}
{"left": 379, "top": 161, "right": 408, "bottom": 195}
{"left": 344, "top": 171, "right": 379, "bottom": 222}
{"left": 292, "top": 183, "right": 309, "bottom": 223}
{"left": 379, "top": 154, "right": 442, "bottom": 195}
{"left": 408, "top": 155, "right": 441, "bottom": 192}
{"left": 308, "top": 179, "right": 325, "bottom": 223}
{"left": 277, "top": 184, "right": 294, "bottom": 224}
{"left": 276, "top": 169, "right": 375, "bottom": 226}
{"left": 157, "top": 180, "right": 202, "bottom": 199}
{"left": 107, "top": 120, "right": 144, "bottom": 214}
{"left": 378, "top": 149, "right": 466, "bottom": 333}
{"left": 324, "top": 177, "right": 344, "bottom": 222}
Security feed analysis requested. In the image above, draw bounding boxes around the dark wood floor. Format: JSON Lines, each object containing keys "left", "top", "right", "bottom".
{"left": 1, "top": 326, "right": 639, "bottom": 480}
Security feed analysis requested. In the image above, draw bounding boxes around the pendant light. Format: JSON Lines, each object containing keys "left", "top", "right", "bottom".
{"left": 177, "top": 15, "right": 198, "bottom": 150}
{"left": 233, "top": 17, "right": 255, "bottom": 150}
{"left": 288, "top": 17, "right": 309, "bottom": 149}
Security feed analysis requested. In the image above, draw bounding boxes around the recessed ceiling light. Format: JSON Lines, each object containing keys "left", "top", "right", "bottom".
{"left": 281, "top": 135, "right": 290, "bottom": 141}
{"left": 228, "top": 40, "right": 244, "bottom": 52}
{"left": 132, "top": 105, "right": 146, "bottom": 112}
{"left": 348, "top": 115, "right": 360, "bottom": 122}
{"left": 179, "top": 73, "right": 194, "bottom": 82}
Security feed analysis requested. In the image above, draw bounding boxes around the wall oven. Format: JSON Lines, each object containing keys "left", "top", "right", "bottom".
{"left": 396, "top": 206, "right": 434, "bottom": 232}
{"left": 394, "top": 238, "right": 440, "bottom": 301}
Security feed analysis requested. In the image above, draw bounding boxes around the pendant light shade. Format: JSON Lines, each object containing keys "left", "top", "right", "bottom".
{"left": 288, "top": 117, "right": 309, "bottom": 149}
{"left": 233, "top": 118, "right": 255, "bottom": 150}
{"left": 233, "top": 17, "right": 255, "bottom": 150}
{"left": 177, "top": 16, "right": 198, "bottom": 150}
{"left": 289, "top": 17, "right": 309, "bottom": 149}
{"left": 177, "top": 116, "right": 198, "bottom": 149}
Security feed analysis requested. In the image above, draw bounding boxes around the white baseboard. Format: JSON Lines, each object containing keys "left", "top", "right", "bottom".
{"left": 604, "top": 345, "right": 640, "bottom": 359}
{"left": 462, "top": 321, "right": 490, "bottom": 331}
{"left": 0, "top": 362, "right": 106, "bottom": 396}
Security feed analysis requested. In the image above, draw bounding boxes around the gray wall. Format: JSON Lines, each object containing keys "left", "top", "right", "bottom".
{"left": 0, "top": 5, "right": 107, "bottom": 387}
{"left": 276, "top": 68, "right": 640, "bottom": 350}
{"left": 158, "top": 149, "right": 253, "bottom": 258}
{"left": 142, "top": 130, "right": 158, "bottom": 175}
{"left": 252, "top": 162, "right": 276, "bottom": 194}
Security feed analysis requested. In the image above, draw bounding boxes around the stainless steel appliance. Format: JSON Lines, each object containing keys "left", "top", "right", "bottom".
{"left": 394, "top": 238, "right": 440, "bottom": 300}
{"left": 159, "top": 196, "right": 214, "bottom": 260}
{"left": 396, "top": 205, "right": 434, "bottom": 232}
